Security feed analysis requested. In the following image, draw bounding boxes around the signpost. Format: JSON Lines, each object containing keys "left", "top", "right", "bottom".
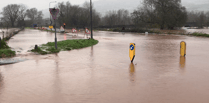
{"left": 49, "top": 8, "right": 59, "bottom": 49}
{"left": 49, "top": 26, "right": 53, "bottom": 29}
{"left": 129, "top": 43, "right": 135, "bottom": 63}
{"left": 90, "top": 0, "right": 93, "bottom": 39}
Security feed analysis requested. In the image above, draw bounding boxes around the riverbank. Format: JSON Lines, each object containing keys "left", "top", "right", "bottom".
{"left": 0, "top": 28, "right": 24, "bottom": 58}
{"left": 30, "top": 39, "right": 99, "bottom": 55}
{"left": 0, "top": 40, "right": 16, "bottom": 58}
{"left": 3, "top": 28, "right": 24, "bottom": 41}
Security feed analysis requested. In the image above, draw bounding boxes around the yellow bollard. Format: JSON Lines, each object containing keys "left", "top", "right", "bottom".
{"left": 129, "top": 43, "right": 135, "bottom": 63}
{"left": 180, "top": 41, "right": 186, "bottom": 57}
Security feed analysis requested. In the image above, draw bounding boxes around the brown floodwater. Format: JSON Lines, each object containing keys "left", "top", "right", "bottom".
{"left": 1, "top": 29, "right": 209, "bottom": 103}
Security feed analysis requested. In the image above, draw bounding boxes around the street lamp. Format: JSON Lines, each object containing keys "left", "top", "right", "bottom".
{"left": 49, "top": 1, "right": 56, "bottom": 25}
{"left": 90, "top": 0, "right": 93, "bottom": 39}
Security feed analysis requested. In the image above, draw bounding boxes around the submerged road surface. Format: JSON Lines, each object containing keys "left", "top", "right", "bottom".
{"left": 1, "top": 29, "right": 209, "bottom": 103}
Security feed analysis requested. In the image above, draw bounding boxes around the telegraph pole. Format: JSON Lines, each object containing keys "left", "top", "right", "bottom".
{"left": 90, "top": 0, "right": 93, "bottom": 39}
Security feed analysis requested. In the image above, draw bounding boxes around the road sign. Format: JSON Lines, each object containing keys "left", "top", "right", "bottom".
{"left": 129, "top": 43, "right": 135, "bottom": 63}
{"left": 60, "top": 26, "right": 65, "bottom": 33}
{"left": 72, "top": 28, "right": 77, "bottom": 33}
{"left": 49, "top": 26, "right": 53, "bottom": 29}
{"left": 49, "top": 8, "right": 59, "bottom": 20}
{"left": 180, "top": 41, "right": 186, "bottom": 57}
{"left": 85, "top": 28, "right": 91, "bottom": 34}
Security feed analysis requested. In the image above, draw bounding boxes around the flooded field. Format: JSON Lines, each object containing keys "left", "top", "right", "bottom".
{"left": 1, "top": 29, "right": 209, "bottom": 103}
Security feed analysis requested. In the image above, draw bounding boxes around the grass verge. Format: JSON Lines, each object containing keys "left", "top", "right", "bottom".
{"left": 187, "top": 32, "right": 209, "bottom": 37}
{"left": 0, "top": 40, "right": 16, "bottom": 58}
{"left": 30, "top": 39, "right": 99, "bottom": 55}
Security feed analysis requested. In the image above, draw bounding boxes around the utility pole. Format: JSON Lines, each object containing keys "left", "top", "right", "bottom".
{"left": 90, "top": 0, "right": 93, "bottom": 39}
{"left": 49, "top": 8, "right": 59, "bottom": 49}
{"left": 54, "top": 19, "right": 57, "bottom": 49}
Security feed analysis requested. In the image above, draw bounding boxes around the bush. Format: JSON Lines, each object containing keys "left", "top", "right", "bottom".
{"left": 0, "top": 40, "right": 10, "bottom": 49}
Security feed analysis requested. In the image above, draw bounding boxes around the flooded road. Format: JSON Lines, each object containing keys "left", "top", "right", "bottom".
{"left": 1, "top": 29, "right": 209, "bottom": 103}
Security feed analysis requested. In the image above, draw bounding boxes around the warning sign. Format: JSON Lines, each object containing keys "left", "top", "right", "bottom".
{"left": 72, "top": 28, "right": 77, "bottom": 33}
{"left": 85, "top": 28, "right": 91, "bottom": 34}
{"left": 49, "top": 26, "right": 53, "bottom": 29}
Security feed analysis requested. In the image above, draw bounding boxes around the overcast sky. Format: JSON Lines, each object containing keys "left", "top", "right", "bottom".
{"left": 0, "top": 0, "right": 209, "bottom": 18}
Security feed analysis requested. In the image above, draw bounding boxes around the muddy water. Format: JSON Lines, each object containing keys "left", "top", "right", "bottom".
{"left": 0, "top": 28, "right": 19, "bottom": 39}
{"left": 1, "top": 30, "right": 209, "bottom": 103}
{"left": 7, "top": 29, "right": 83, "bottom": 54}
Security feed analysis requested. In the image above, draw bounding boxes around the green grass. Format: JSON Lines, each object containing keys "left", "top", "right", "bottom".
{"left": 0, "top": 40, "right": 16, "bottom": 58}
{"left": 188, "top": 32, "right": 209, "bottom": 37}
{"left": 0, "top": 40, "right": 10, "bottom": 49}
{"left": 30, "top": 39, "right": 99, "bottom": 55}
{"left": 0, "top": 49, "right": 16, "bottom": 58}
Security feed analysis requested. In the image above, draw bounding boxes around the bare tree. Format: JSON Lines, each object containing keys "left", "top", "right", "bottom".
{"left": 26, "top": 8, "right": 43, "bottom": 26}
{"left": 206, "top": 11, "right": 209, "bottom": 28}
{"left": 17, "top": 4, "right": 27, "bottom": 27}
{"left": 132, "top": 0, "right": 187, "bottom": 29}
{"left": 187, "top": 11, "right": 209, "bottom": 28}
{"left": 101, "top": 9, "right": 131, "bottom": 27}
{"left": 26, "top": 8, "right": 37, "bottom": 22}
{"left": 57, "top": 1, "right": 100, "bottom": 28}
{"left": 1, "top": 4, "right": 21, "bottom": 27}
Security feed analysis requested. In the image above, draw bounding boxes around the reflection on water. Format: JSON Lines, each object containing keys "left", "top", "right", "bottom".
{"left": 0, "top": 72, "right": 3, "bottom": 95}
{"left": 179, "top": 56, "right": 186, "bottom": 73}
{"left": 64, "top": 34, "right": 67, "bottom": 40}
{"left": 179, "top": 56, "right": 186, "bottom": 69}
{"left": 0, "top": 72, "right": 3, "bottom": 83}
{"left": 129, "top": 63, "right": 135, "bottom": 82}
{"left": 52, "top": 53, "right": 62, "bottom": 103}
{"left": 91, "top": 46, "right": 94, "bottom": 57}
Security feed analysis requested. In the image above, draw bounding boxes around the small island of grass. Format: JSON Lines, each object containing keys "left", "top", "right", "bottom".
{"left": 30, "top": 39, "right": 99, "bottom": 55}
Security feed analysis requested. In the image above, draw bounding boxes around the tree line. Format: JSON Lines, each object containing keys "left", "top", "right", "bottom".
{"left": 0, "top": 4, "right": 43, "bottom": 28}
{"left": 0, "top": 0, "right": 208, "bottom": 29}
{"left": 187, "top": 11, "right": 209, "bottom": 28}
